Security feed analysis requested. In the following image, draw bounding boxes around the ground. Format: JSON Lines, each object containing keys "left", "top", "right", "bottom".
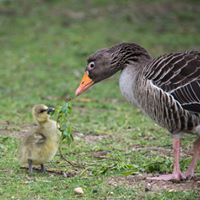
{"left": 0, "top": 0, "right": 200, "bottom": 199}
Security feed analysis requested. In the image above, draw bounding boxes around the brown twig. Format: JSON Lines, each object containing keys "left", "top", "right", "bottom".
{"left": 20, "top": 166, "right": 75, "bottom": 177}
{"left": 58, "top": 147, "right": 85, "bottom": 168}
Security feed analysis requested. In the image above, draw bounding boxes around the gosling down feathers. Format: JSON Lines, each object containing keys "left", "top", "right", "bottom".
{"left": 19, "top": 104, "right": 61, "bottom": 173}
{"left": 75, "top": 42, "right": 200, "bottom": 181}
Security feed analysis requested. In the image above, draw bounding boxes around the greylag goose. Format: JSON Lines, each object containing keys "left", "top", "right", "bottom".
{"left": 19, "top": 104, "right": 61, "bottom": 173}
{"left": 75, "top": 43, "right": 200, "bottom": 181}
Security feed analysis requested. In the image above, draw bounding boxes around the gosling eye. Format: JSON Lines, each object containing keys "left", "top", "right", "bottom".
{"left": 39, "top": 109, "right": 47, "bottom": 113}
{"left": 88, "top": 61, "right": 95, "bottom": 70}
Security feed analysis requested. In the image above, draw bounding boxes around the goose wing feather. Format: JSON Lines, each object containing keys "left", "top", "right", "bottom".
{"left": 144, "top": 51, "right": 200, "bottom": 113}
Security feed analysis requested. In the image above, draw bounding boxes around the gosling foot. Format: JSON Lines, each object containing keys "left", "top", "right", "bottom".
{"left": 28, "top": 159, "right": 33, "bottom": 174}
{"left": 40, "top": 164, "right": 46, "bottom": 173}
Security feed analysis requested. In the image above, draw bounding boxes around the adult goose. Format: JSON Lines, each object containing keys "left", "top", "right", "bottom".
{"left": 75, "top": 43, "right": 200, "bottom": 181}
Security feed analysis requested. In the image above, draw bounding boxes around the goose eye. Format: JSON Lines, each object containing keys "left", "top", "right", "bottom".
{"left": 88, "top": 61, "right": 95, "bottom": 70}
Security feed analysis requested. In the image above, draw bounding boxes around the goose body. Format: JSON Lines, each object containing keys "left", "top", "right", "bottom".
{"left": 75, "top": 43, "right": 200, "bottom": 181}
{"left": 119, "top": 53, "right": 200, "bottom": 134}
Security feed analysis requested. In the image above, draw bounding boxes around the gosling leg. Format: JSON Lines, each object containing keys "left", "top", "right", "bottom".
{"left": 28, "top": 159, "right": 33, "bottom": 174}
{"left": 40, "top": 164, "right": 46, "bottom": 173}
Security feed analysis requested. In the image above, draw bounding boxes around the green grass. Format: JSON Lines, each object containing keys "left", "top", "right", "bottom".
{"left": 0, "top": 0, "right": 200, "bottom": 199}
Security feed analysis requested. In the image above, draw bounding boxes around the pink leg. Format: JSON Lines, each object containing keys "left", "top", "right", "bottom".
{"left": 148, "top": 137, "right": 184, "bottom": 181}
{"left": 185, "top": 137, "right": 200, "bottom": 179}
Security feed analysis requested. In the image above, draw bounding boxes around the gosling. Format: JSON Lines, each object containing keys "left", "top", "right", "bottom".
{"left": 19, "top": 104, "right": 61, "bottom": 173}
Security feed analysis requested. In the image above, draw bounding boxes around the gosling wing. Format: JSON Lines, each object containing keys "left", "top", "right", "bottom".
{"left": 25, "top": 132, "right": 46, "bottom": 145}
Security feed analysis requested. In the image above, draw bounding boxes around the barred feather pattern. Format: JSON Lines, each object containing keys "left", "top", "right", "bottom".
{"left": 134, "top": 51, "right": 200, "bottom": 134}
{"left": 109, "top": 43, "right": 151, "bottom": 71}
{"left": 134, "top": 77, "right": 200, "bottom": 134}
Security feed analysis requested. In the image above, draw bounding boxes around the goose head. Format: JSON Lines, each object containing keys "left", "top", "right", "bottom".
{"left": 32, "top": 104, "right": 55, "bottom": 123}
{"left": 75, "top": 42, "right": 150, "bottom": 96}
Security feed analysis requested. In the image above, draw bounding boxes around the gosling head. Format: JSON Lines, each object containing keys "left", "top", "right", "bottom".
{"left": 32, "top": 104, "right": 55, "bottom": 123}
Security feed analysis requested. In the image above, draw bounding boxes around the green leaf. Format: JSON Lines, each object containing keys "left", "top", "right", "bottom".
{"left": 52, "top": 101, "right": 73, "bottom": 145}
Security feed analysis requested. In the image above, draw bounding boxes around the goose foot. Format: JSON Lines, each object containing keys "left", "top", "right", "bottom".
{"left": 147, "top": 172, "right": 185, "bottom": 181}
{"left": 184, "top": 173, "right": 194, "bottom": 180}
{"left": 147, "top": 137, "right": 185, "bottom": 181}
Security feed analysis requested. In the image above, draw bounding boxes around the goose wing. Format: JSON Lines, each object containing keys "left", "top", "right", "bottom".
{"left": 145, "top": 51, "right": 200, "bottom": 113}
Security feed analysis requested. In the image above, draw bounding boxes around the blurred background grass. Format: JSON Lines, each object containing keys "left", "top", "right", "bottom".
{"left": 0, "top": 0, "right": 200, "bottom": 124}
{"left": 0, "top": 0, "right": 200, "bottom": 199}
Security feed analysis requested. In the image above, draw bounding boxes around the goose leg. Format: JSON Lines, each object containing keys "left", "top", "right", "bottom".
{"left": 148, "top": 137, "right": 184, "bottom": 181}
{"left": 28, "top": 159, "right": 33, "bottom": 174}
{"left": 185, "top": 137, "right": 200, "bottom": 179}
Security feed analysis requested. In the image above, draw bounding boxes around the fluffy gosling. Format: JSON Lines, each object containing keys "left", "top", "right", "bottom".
{"left": 19, "top": 104, "right": 61, "bottom": 173}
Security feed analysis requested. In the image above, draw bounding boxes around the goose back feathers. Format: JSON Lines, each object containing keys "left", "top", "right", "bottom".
{"left": 131, "top": 50, "right": 200, "bottom": 134}
{"left": 144, "top": 51, "right": 200, "bottom": 113}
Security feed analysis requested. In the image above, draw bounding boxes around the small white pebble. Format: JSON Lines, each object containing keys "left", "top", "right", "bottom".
{"left": 110, "top": 192, "right": 114, "bottom": 195}
{"left": 74, "top": 187, "right": 84, "bottom": 195}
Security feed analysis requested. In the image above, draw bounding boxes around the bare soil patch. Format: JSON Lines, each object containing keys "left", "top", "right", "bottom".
{"left": 131, "top": 145, "right": 192, "bottom": 157}
{"left": 0, "top": 122, "right": 111, "bottom": 145}
{"left": 108, "top": 174, "right": 200, "bottom": 192}
{"left": 0, "top": 121, "right": 36, "bottom": 139}
{"left": 74, "top": 132, "right": 110, "bottom": 144}
{"left": 92, "top": 150, "right": 111, "bottom": 159}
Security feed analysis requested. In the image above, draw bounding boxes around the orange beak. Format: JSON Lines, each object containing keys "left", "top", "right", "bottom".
{"left": 75, "top": 71, "right": 94, "bottom": 96}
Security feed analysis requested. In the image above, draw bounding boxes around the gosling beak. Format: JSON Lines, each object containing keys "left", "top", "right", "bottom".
{"left": 47, "top": 107, "right": 55, "bottom": 114}
{"left": 75, "top": 71, "right": 94, "bottom": 96}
